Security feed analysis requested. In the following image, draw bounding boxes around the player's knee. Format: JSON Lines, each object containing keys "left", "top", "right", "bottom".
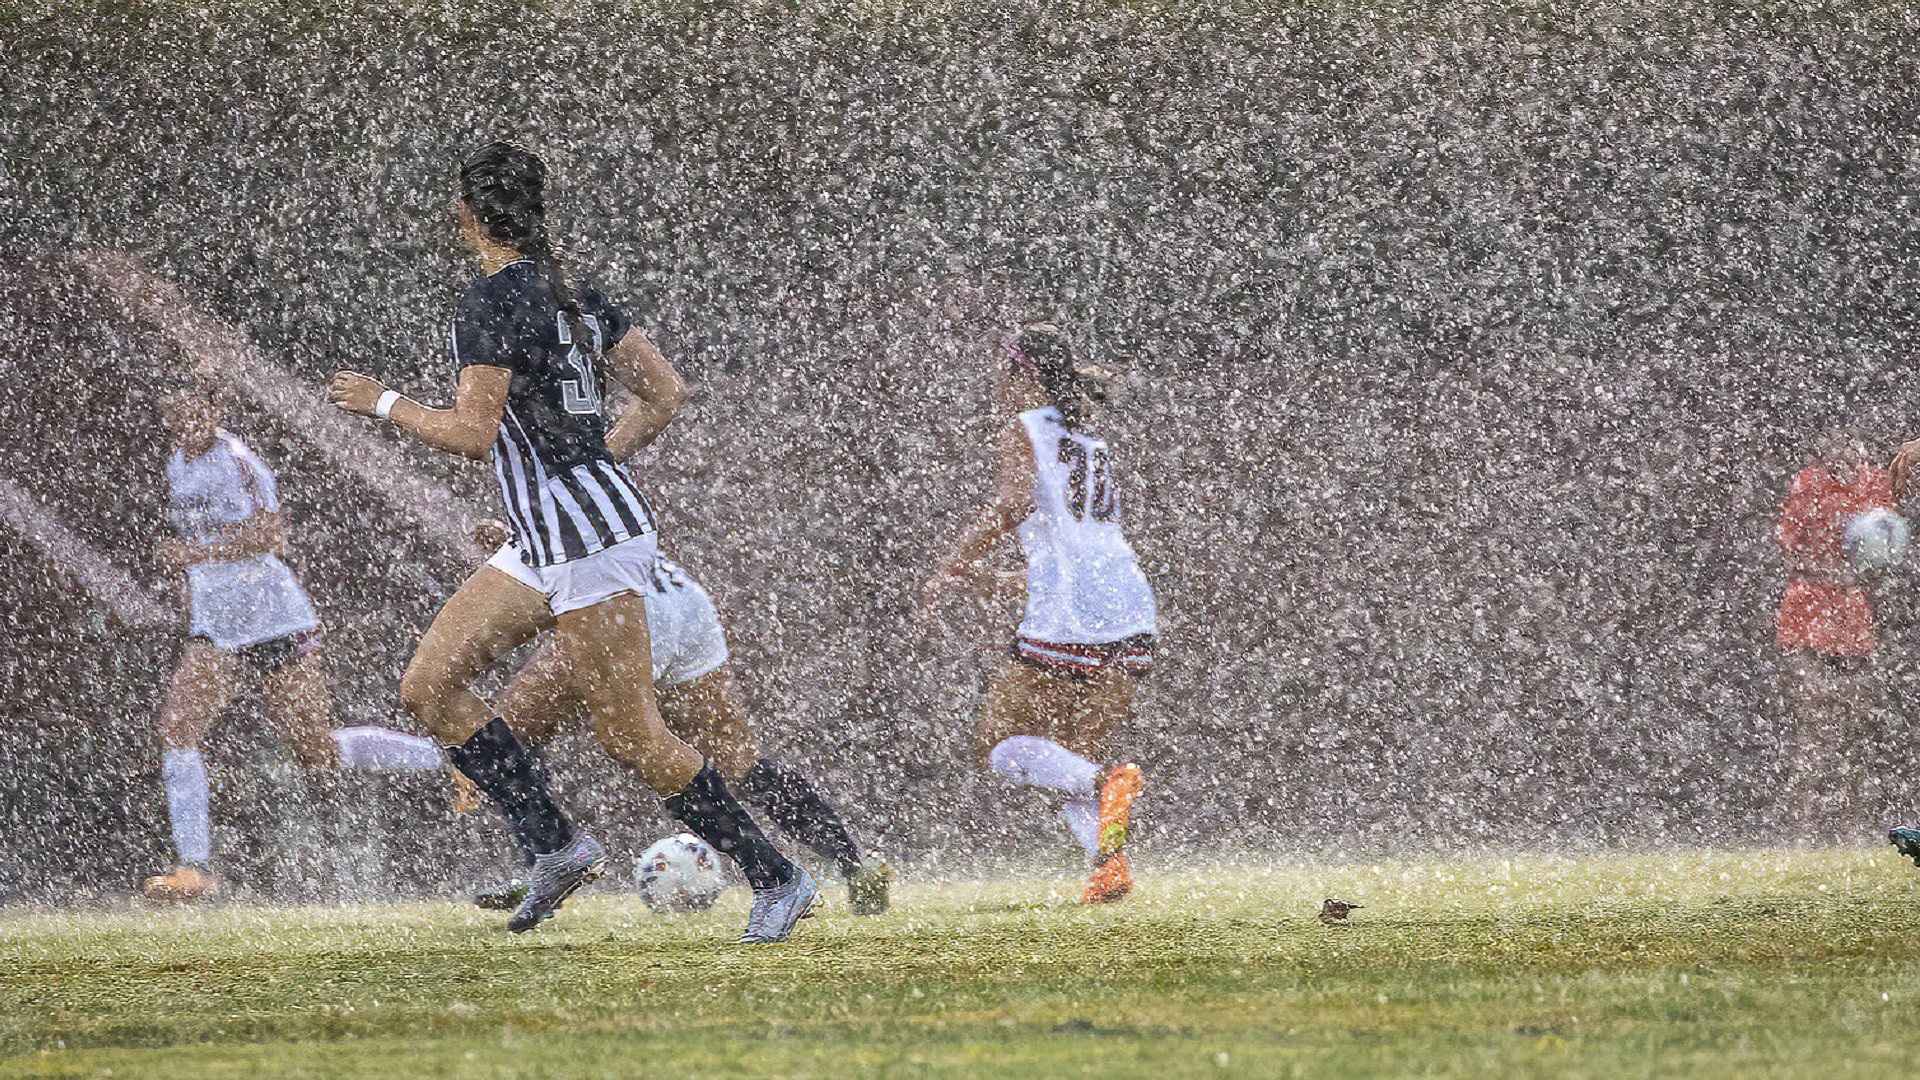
{"left": 713, "top": 746, "right": 761, "bottom": 784}
{"left": 398, "top": 664, "right": 449, "bottom": 725}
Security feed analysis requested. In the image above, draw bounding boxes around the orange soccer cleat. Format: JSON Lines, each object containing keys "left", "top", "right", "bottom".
{"left": 1080, "top": 852, "right": 1133, "bottom": 904}
{"left": 141, "top": 864, "right": 220, "bottom": 903}
{"left": 1095, "top": 762, "right": 1144, "bottom": 859}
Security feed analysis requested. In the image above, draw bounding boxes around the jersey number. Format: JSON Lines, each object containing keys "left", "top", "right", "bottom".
{"left": 1057, "top": 438, "right": 1118, "bottom": 522}
{"left": 556, "top": 314, "right": 602, "bottom": 416}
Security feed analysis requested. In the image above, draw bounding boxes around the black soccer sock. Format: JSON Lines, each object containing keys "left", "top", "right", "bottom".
{"left": 664, "top": 765, "right": 796, "bottom": 891}
{"left": 447, "top": 718, "right": 574, "bottom": 856}
{"left": 737, "top": 758, "right": 864, "bottom": 878}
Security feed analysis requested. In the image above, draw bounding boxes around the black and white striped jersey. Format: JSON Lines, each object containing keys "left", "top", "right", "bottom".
{"left": 452, "top": 260, "right": 657, "bottom": 567}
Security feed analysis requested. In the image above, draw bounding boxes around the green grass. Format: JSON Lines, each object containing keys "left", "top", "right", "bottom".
{"left": 5, "top": 850, "right": 1920, "bottom": 1077}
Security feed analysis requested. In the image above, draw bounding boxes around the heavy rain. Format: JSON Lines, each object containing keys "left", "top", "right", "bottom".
{"left": 3, "top": 2, "right": 1920, "bottom": 1075}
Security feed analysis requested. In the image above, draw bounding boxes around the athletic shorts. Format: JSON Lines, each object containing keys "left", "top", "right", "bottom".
{"left": 1014, "top": 633, "right": 1156, "bottom": 679}
{"left": 643, "top": 559, "right": 731, "bottom": 689}
{"left": 485, "top": 533, "right": 661, "bottom": 617}
{"left": 193, "top": 627, "right": 324, "bottom": 677}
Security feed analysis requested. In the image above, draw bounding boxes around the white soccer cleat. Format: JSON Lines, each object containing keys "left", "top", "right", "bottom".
{"left": 508, "top": 835, "right": 606, "bottom": 933}
{"left": 739, "top": 867, "right": 819, "bottom": 944}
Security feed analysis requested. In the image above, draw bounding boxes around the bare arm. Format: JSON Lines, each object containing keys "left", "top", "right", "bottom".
{"left": 158, "top": 509, "right": 289, "bottom": 569}
{"left": 602, "top": 329, "right": 688, "bottom": 461}
{"left": 328, "top": 366, "right": 512, "bottom": 460}
{"left": 919, "top": 419, "right": 1036, "bottom": 617}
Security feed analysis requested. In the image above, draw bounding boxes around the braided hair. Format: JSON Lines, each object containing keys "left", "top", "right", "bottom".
{"left": 1008, "top": 323, "right": 1092, "bottom": 430}
{"left": 458, "top": 141, "right": 594, "bottom": 356}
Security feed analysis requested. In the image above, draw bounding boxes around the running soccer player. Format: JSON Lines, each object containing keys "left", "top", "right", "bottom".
{"left": 473, "top": 543, "right": 893, "bottom": 915}
{"left": 919, "top": 324, "right": 1157, "bottom": 904}
{"left": 142, "top": 380, "right": 453, "bottom": 903}
{"left": 328, "top": 141, "right": 815, "bottom": 940}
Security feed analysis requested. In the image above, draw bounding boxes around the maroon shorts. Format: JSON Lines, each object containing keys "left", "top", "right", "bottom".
{"left": 1013, "top": 634, "right": 1156, "bottom": 679}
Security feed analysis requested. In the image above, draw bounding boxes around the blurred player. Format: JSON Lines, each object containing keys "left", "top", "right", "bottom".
{"left": 920, "top": 324, "right": 1157, "bottom": 903}
{"left": 473, "top": 540, "right": 892, "bottom": 915}
{"left": 142, "top": 380, "right": 452, "bottom": 903}
{"left": 328, "top": 141, "right": 814, "bottom": 940}
{"left": 1775, "top": 427, "right": 1895, "bottom": 843}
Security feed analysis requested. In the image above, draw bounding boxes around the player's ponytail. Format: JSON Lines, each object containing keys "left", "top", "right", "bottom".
{"left": 1008, "top": 323, "right": 1093, "bottom": 430}
{"left": 458, "top": 141, "right": 595, "bottom": 358}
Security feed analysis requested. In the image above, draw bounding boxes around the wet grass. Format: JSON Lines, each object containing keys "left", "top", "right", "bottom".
{"left": 3, "top": 849, "right": 1920, "bottom": 1077}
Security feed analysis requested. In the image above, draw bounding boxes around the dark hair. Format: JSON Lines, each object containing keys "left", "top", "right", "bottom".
{"left": 1009, "top": 323, "right": 1091, "bottom": 430}
{"left": 458, "top": 141, "right": 594, "bottom": 355}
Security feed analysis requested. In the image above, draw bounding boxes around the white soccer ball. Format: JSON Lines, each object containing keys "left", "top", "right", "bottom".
{"left": 635, "top": 833, "right": 725, "bottom": 914}
{"left": 1845, "top": 508, "right": 1910, "bottom": 574}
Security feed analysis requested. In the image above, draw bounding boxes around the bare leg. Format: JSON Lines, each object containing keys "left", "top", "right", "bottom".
{"left": 400, "top": 567, "right": 554, "bottom": 743}
{"left": 159, "top": 640, "right": 240, "bottom": 753}
{"left": 657, "top": 669, "right": 761, "bottom": 781}
{"left": 496, "top": 636, "right": 585, "bottom": 745}
{"left": 976, "top": 658, "right": 1051, "bottom": 765}
{"left": 261, "top": 647, "right": 340, "bottom": 772}
{"left": 147, "top": 641, "right": 239, "bottom": 894}
{"left": 557, "top": 593, "right": 701, "bottom": 794}
{"left": 1055, "top": 665, "right": 1136, "bottom": 764}
{"left": 673, "top": 668, "right": 869, "bottom": 880}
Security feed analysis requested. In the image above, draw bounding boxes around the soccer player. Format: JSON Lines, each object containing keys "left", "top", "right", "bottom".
{"left": 142, "top": 380, "right": 453, "bottom": 903}
{"left": 919, "top": 324, "right": 1157, "bottom": 904}
{"left": 328, "top": 141, "right": 815, "bottom": 940}
{"left": 1774, "top": 427, "right": 1895, "bottom": 844}
{"left": 473, "top": 542, "right": 893, "bottom": 915}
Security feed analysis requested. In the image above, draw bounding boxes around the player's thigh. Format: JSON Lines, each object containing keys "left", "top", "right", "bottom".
{"left": 658, "top": 668, "right": 760, "bottom": 779}
{"left": 556, "top": 592, "right": 670, "bottom": 739}
{"left": 976, "top": 658, "right": 1051, "bottom": 761}
{"left": 497, "top": 636, "right": 579, "bottom": 744}
{"left": 159, "top": 639, "right": 241, "bottom": 750}
{"left": 403, "top": 566, "right": 553, "bottom": 703}
{"left": 1054, "top": 666, "right": 1136, "bottom": 761}
{"left": 261, "top": 648, "right": 339, "bottom": 769}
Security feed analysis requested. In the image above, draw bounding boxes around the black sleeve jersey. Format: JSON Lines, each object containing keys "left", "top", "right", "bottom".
{"left": 452, "top": 260, "right": 631, "bottom": 474}
{"left": 451, "top": 260, "right": 657, "bottom": 567}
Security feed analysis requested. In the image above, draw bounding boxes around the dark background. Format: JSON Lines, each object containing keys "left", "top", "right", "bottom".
{"left": 3, "top": 0, "right": 1920, "bottom": 904}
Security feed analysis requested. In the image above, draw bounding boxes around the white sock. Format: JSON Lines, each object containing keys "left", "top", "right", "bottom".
{"left": 331, "top": 726, "right": 446, "bottom": 772}
{"left": 1062, "top": 797, "right": 1101, "bottom": 859}
{"left": 162, "top": 748, "right": 212, "bottom": 866}
{"left": 988, "top": 736, "right": 1101, "bottom": 795}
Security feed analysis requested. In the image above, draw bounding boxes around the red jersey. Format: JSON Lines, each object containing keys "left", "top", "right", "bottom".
{"left": 1775, "top": 461, "right": 1893, "bottom": 656}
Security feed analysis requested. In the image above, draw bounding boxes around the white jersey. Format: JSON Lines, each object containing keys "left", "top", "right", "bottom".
{"left": 167, "top": 431, "right": 319, "bottom": 651}
{"left": 1013, "top": 407, "right": 1157, "bottom": 645}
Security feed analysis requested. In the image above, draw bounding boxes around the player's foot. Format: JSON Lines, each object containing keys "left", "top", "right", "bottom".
{"left": 741, "top": 867, "right": 819, "bottom": 943}
{"left": 141, "top": 864, "right": 220, "bottom": 903}
{"left": 1095, "top": 762, "right": 1144, "bottom": 858}
{"left": 1889, "top": 827, "right": 1920, "bottom": 867}
{"left": 1080, "top": 852, "right": 1133, "bottom": 904}
{"left": 474, "top": 877, "right": 528, "bottom": 911}
{"left": 847, "top": 859, "right": 893, "bottom": 916}
{"left": 507, "top": 835, "right": 606, "bottom": 933}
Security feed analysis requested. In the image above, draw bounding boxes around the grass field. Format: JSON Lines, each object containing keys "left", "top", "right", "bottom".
{"left": 5, "top": 850, "right": 1920, "bottom": 1078}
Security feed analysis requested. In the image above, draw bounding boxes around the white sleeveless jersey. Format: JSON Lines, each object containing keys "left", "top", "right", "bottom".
{"left": 1014, "top": 407, "right": 1157, "bottom": 645}
{"left": 167, "top": 431, "right": 319, "bottom": 651}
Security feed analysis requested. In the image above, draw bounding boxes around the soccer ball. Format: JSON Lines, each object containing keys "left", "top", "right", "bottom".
{"left": 1845, "top": 507, "right": 1909, "bottom": 574}
{"left": 635, "top": 833, "right": 725, "bottom": 914}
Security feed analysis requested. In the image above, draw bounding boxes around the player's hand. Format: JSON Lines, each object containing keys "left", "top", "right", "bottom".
{"left": 328, "top": 371, "right": 386, "bottom": 417}
{"left": 1894, "top": 439, "right": 1920, "bottom": 499}
{"left": 472, "top": 518, "right": 510, "bottom": 550}
{"left": 154, "top": 536, "right": 195, "bottom": 570}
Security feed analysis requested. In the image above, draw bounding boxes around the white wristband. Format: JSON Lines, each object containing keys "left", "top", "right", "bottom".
{"left": 373, "top": 389, "right": 403, "bottom": 420}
